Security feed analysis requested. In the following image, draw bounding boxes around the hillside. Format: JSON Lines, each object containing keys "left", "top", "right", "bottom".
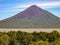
{"left": 0, "top": 5, "right": 60, "bottom": 28}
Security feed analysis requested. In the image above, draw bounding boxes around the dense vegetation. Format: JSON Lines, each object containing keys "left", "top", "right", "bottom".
{"left": 0, "top": 30, "right": 60, "bottom": 45}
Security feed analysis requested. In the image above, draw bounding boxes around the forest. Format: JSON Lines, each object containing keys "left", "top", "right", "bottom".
{"left": 0, "top": 30, "right": 60, "bottom": 45}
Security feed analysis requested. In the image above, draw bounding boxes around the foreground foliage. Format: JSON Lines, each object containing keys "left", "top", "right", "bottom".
{"left": 0, "top": 30, "right": 60, "bottom": 45}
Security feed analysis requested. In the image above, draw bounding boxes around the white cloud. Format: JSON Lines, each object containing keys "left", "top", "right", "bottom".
{"left": 0, "top": 8, "right": 25, "bottom": 12}
{"left": 0, "top": 1, "right": 60, "bottom": 12}
{"left": 37, "top": 1, "right": 60, "bottom": 8}
{"left": 15, "top": 1, "right": 60, "bottom": 9}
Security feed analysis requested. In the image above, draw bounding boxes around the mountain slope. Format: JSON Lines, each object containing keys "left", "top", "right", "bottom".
{"left": 0, "top": 5, "right": 60, "bottom": 28}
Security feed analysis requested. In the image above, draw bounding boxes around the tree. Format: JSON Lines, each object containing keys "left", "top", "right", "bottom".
{"left": 39, "top": 32, "right": 48, "bottom": 41}
{"left": 0, "top": 34, "right": 9, "bottom": 45}
{"left": 31, "top": 40, "right": 50, "bottom": 45}
{"left": 47, "top": 30, "right": 60, "bottom": 42}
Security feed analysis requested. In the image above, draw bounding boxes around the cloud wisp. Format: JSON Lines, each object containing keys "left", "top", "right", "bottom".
{"left": 15, "top": 1, "right": 60, "bottom": 8}
{"left": 0, "top": 1, "right": 60, "bottom": 12}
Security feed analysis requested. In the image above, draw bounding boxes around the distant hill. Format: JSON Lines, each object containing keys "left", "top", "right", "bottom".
{"left": 0, "top": 5, "right": 60, "bottom": 28}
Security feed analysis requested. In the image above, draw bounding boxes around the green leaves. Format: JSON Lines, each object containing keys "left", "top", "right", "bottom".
{"left": 0, "top": 30, "right": 60, "bottom": 45}
{"left": 0, "top": 34, "right": 9, "bottom": 45}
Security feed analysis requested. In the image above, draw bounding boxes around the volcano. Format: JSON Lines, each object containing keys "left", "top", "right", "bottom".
{"left": 0, "top": 5, "right": 60, "bottom": 28}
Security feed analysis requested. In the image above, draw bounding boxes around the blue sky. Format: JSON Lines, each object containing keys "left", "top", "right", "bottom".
{"left": 0, "top": 0, "right": 60, "bottom": 20}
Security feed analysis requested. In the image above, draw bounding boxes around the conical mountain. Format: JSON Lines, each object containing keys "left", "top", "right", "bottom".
{"left": 0, "top": 5, "right": 60, "bottom": 28}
